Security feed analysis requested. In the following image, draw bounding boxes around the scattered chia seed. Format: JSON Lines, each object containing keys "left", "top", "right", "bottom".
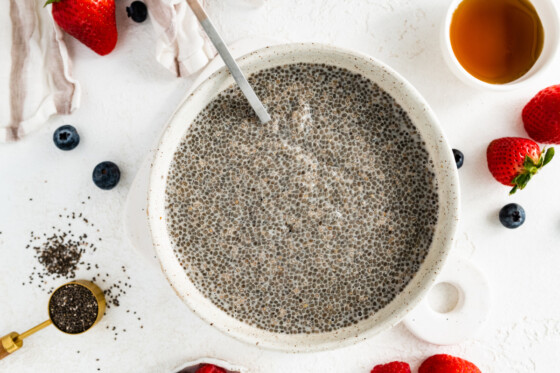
{"left": 26, "top": 210, "right": 99, "bottom": 291}
{"left": 26, "top": 209, "right": 123, "bottom": 300}
{"left": 22, "top": 204, "right": 141, "bottom": 340}
{"left": 49, "top": 284, "right": 98, "bottom": 334}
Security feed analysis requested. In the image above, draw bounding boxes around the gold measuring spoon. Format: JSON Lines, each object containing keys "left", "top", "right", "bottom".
{"left": 1, "top": 280, "right": 106, "bottom": 359}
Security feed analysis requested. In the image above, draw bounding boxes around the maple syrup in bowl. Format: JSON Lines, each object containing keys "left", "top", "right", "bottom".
{"left": 442, "top": 0, "right": 559, "bottom": 90}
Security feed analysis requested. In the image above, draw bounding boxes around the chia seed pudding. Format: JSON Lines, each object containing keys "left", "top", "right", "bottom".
{"left": 165, "top": 63, "right": 439, "bottom": 334}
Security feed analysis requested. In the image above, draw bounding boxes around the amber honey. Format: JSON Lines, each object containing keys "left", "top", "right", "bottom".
{"left": 450, "top": 0, "right": 544, "bottom": 84}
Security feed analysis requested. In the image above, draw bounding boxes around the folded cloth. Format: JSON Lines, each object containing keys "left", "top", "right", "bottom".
{"left": 146, "top": 0, "right": 217, "bottom": 78}
{"left": 0, "top": 0, "right": 80, "bottom": 143}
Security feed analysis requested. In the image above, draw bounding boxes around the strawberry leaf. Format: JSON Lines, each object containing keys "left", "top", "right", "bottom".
{"left": 510, "top": 172, "right": 533, "bottom": 195}
{"left": 523, "top": 154, "right": 536, "bottom": 168}
{"left": 523, "top": 155, "right": 539, "bottom": 174}
{"left": 543, "top": 147, "right": 555, "bottom": 166}
{"left": 44, "top": 0, "right": 61, "bottom": 7}
{"left": 497, "top": 141, "right": 553, "bottom": 196}
{"left": 522, "top": 173, "right": 532, "bottom": 188}
{"left": 536, "top": 154, "right": 544, "bottom": 167}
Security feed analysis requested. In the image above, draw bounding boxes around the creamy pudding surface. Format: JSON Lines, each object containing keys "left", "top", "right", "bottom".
{"left": 165, "top": 63, "right": 439, "bottom": 334}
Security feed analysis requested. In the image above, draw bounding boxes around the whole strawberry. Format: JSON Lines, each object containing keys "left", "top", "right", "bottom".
{"left": 195, "top": 364, "right": 227, "bottom": 373}
{"left": 523, "top": 85, "right": 560, "bottom": 144}
{"left": 45, "top": 0, "right": 117, "bottom": 56}
{"left": 371, "top": 361, "right": 411, "bottom": 373}
{"left": 419, "top": 354, "right": 480, "bottom": 373}
{"left": 487, "top": 137, "right": 554, "bottom": 194}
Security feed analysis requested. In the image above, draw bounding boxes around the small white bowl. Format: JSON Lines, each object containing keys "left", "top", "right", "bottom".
{"left": 441, "top": 0, "right": 560, "bottom": 90}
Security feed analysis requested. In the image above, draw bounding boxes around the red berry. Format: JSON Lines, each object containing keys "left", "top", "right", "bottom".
{"left": 370, "top": 361, "right": 411, "bottom": 373}
{"left": 419, "top": 354, "right": 480, "bottom": 373}
{"left": 523, "top": 84, "right": 560, "bottom": 144}
{"left": 46, "top": 0, "right": 118, "bottom": 56}
{"left": 195, "top": 364, "right": 227, "bottom": 373}
{"left": 487, "top": 137, "right": 554, "bottom": 194}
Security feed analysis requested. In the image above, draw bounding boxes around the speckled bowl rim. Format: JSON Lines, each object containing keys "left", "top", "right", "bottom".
{"left": 148, "top": 43, "right": 460, "bottom": 353}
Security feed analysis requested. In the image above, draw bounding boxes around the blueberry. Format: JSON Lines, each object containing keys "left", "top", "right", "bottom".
{"left": 499, "top": 203, "right": 525, "bottom": 229}
{"left": 92, "top": 162, "right": 121, "bottom": 190}
{"left": 452, "top": 148, "right": 464, "bottom": 169}
{"left": 126, "top": 1, "right": 148, "bottom": 23}
{"left": 53, "top": 125, "right": 80, "bottom": 151}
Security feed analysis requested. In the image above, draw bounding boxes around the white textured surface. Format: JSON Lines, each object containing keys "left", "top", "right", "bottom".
{"left": 1, "top": 1, "right": 560, "bottom": 372}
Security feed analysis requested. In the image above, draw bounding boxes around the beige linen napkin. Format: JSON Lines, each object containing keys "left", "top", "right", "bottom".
{"left": 0, "top": 0, "right": 80, "bottom": 143}
{"left": 146, "top": 0, "right": 264, "bottom": 77}
{"left": 146, "top": 0, "right": 217, "bottom": 78}
{"left": 1, "top": 0, "right": 265, "bottom": 142}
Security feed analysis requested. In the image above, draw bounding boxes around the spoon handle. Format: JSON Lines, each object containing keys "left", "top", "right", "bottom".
{"left": 0, "top": 320, "right": 52, "bottom": 360}
{"left": 0, "top": 332, "right": 22, "bottom": 360}
{"left": 186, "top": 0, "right": 271, "bottom": 124}
{"left": 0, "top": 339, "right": 10, "bottom": 359}
{"left": 18, "top": 319, "right": 52, "bottom": 340}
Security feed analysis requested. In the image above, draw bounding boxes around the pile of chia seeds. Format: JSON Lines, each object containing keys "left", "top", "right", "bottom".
{"left": 24, "top": 203, "right": 126, "bottom": 306}
{"left": 31, "top": 232, "right": 91, "bottom": 279}
{"left": 25, "top": 206, "right": 100, "bottom": 293}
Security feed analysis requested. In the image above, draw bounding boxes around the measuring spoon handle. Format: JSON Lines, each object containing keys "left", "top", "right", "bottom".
{"left": 0, "top": 320, "right": 52, "bottom": 360}
{"left": 0, "top": 342, "right": 9, "bottom": 359}
{"left": 0, "top": 332, "right": 22, "bottom": 360}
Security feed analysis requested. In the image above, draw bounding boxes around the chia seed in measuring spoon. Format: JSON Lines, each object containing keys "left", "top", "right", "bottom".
{"left": 49, "top": 283, "right": 99, "bottom": 334}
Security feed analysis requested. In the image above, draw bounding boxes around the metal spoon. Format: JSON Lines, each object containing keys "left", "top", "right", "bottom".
{"left": 187, "top": 0, "right": 271, "bottom": 124}
{"left": 0, "top": 280, "right": 106, "bottom": 360}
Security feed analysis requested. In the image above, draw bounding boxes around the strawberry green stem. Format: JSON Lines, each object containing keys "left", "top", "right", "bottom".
{"left": 509, "top": 147, "right": 555, "bottom": 195}
{"left": 44, "top": 0, "right": 61, "bottom": 7}
{"left": 543, "top": 147, "right": 555, "bottom": 166}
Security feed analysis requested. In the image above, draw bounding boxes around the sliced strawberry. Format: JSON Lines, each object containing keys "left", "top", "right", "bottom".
{"left": 487, "top": 137, "right": 554, "bottom": 194}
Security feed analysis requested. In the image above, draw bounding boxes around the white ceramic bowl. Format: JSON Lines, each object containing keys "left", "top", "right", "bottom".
{"left": 148, "top": 43, "right": 460, "bottom": 352}
{"left": 441, "top": 0, "right": 560, "bottom": 90}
